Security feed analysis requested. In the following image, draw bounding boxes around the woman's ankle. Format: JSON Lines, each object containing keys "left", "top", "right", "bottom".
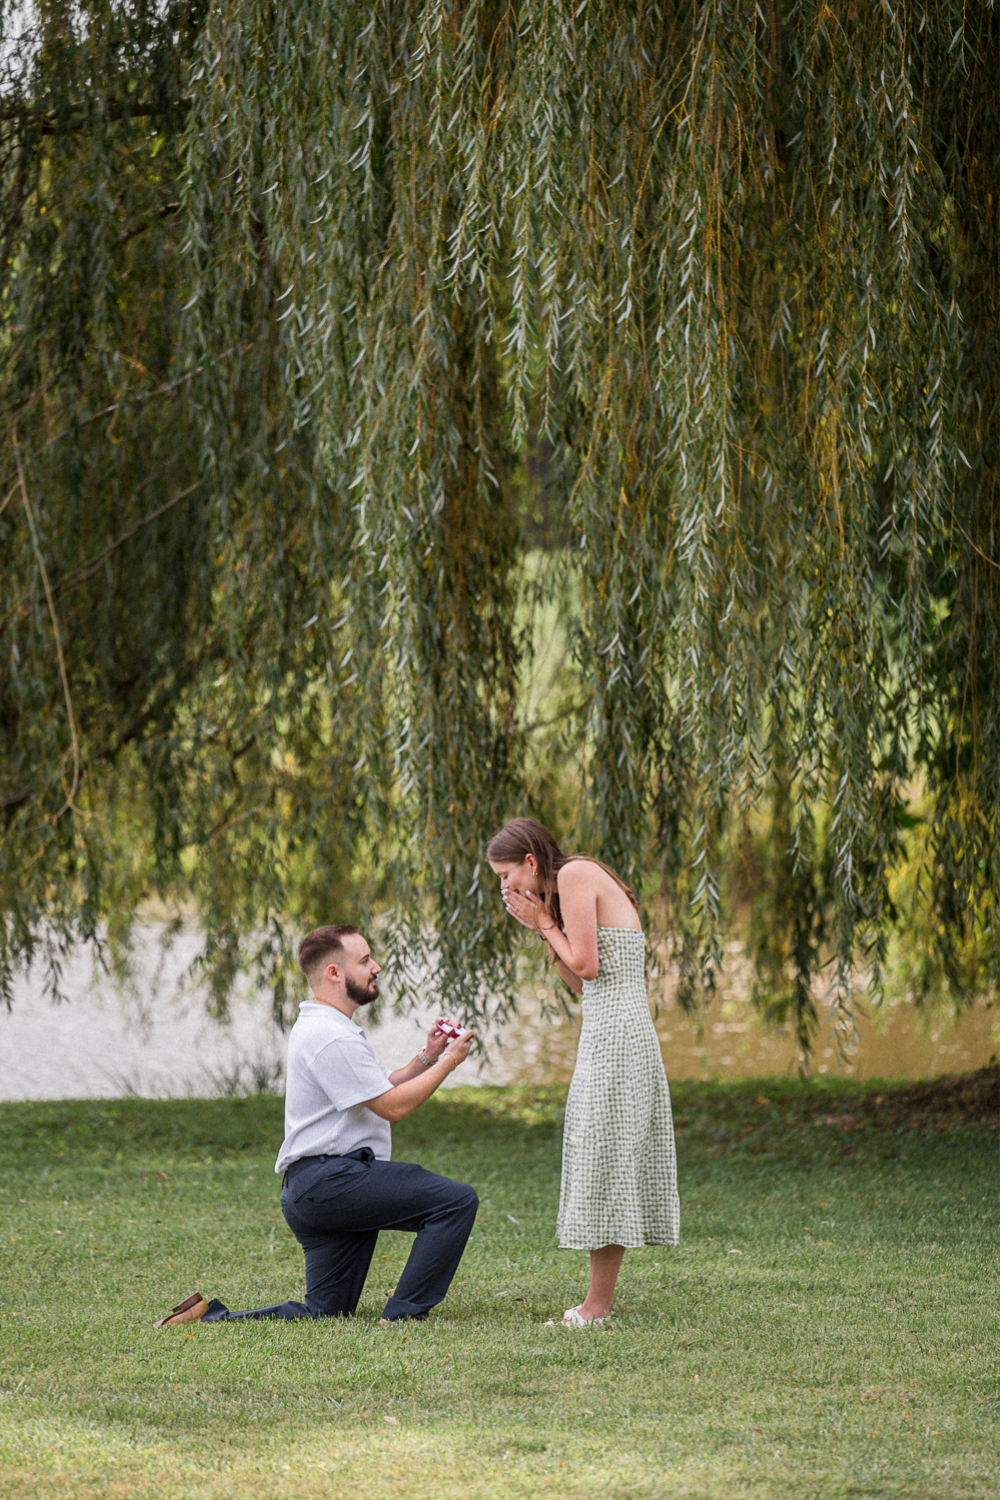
{"left": 577, "top": 1298, "right": 612, "bottom": 1320}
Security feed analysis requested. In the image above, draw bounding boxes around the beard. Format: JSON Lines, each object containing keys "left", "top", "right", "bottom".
{"left": 346, "top": 972, "right": 379, "bottom": 1006}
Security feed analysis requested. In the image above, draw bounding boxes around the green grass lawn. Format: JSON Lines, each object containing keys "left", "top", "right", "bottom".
{"left": 0, "top": 1075, "right": 996, "bottom": 1499}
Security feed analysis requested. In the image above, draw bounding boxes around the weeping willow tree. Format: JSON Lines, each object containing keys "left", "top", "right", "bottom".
{"left": 2, "top": 0, "right": 998, "bottom": 1048}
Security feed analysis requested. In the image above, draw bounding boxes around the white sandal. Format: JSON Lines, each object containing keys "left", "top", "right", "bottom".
{"left": 560, "top": 1304, "right": 611, "bottom": 1327}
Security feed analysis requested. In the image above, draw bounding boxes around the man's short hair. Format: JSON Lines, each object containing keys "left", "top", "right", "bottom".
{"left": 297, "top": 924, "right": 361, "bottom": 980}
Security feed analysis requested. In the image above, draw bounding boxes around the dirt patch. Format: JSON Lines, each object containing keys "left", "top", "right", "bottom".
{"left": 837, "top": 1064, "right": 999, "bottom": 1131}
{"left": 672, "top": 1065, "right": 999, "bottom": 1149}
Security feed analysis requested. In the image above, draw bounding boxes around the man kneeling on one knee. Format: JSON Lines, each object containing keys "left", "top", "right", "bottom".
{"left": 156, "top": 924, "right": 477, "bottom": 1327}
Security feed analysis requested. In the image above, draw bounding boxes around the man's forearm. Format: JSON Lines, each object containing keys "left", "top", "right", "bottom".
{"left": 388, "top": 1053, "right": 436, "bottom": 1086}
{"left": 365, "top": 1054, "right": 458, "bottom": 1122}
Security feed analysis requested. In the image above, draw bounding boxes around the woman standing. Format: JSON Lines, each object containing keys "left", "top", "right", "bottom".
{"left": 486, "top": 818, "right": 679, "bottom": 1326}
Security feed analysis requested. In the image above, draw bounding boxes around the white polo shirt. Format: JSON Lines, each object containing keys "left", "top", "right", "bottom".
{"left": 274, "top": 1001, "right": 394, "bottom": 1172}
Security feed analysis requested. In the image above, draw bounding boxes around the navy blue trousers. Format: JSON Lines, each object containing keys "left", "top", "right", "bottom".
{"left": 201, "top": 1149, "right": 478, "bottom": 1324}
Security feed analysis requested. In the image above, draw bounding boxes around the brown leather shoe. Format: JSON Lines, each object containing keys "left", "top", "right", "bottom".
{"left": 154, "top": 1292, "right": 210, "bottom": 1327}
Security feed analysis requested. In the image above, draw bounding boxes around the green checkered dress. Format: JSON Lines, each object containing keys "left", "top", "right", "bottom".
{"left": 556, "top": 927, "right": 680, "bottom": 1250}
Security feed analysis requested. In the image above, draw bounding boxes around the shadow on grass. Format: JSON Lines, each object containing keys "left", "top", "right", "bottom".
{"left": 0, "top": 1066, "right": 994, "bottom": 1171}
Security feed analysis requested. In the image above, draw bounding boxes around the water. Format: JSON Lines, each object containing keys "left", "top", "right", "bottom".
{"left": 0, "top": 928, "right": 995, "bottom": 1102}
{"left": 0, "top": 928, "right": 449, "bottom": 1101}
{"left": 485, "top": 951, "right": 998, "bottom": 1085}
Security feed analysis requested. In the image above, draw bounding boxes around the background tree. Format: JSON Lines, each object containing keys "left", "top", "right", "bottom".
{"left": 2, "top": 1, "right": 997, "bottom": 1049}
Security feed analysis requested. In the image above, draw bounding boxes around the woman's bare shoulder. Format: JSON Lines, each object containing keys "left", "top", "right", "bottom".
{"left": 556, "top": 857, "right": 609, "bottom": 889}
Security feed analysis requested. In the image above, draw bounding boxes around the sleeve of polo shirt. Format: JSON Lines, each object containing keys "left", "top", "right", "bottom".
{"left": 311, "top": 1032, "right": 393, "bottom": 1110}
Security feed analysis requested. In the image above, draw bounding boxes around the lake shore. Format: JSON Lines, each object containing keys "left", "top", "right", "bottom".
{"left": 1, "top": 925, "right": 996, "bottom": 1101}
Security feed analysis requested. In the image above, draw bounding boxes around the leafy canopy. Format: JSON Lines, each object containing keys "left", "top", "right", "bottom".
{"left": 1, "top": 1, "right": 997, "bottom": 1047}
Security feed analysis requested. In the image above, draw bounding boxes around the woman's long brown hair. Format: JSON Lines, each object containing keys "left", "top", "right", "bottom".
{"left": 485, "top": 817, "right": 638, "bottom": 931}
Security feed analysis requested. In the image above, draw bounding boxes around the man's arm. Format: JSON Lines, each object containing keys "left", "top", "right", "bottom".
{"left": 363, "top": 1032, "right": 473, "bottom": 1123}
{"left": 386, "top": 1018, "right": 452, "bottom": 1085}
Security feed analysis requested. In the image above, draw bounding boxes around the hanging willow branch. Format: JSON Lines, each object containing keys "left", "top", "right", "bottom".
{"left": 10, "top": 424, "right": 81, "bottom": 818}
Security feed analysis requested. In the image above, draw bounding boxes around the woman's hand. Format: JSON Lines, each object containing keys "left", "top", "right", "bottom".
{"left": 502, "top": 887, "right": 557, "bottom": 936}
